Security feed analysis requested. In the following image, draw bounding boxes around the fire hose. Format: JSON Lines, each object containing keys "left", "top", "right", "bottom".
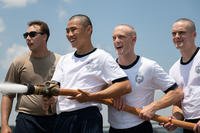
{"left": 0, "top": 81, "right": 195, "bottom": 130}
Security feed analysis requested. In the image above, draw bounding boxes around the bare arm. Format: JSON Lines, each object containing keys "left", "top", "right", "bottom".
{"left": 1, "top": 95, "right": 14, "bottom": 133}
{"left": 71, "top": 80, "right": 131, "bottom": 102}
{"left": 172, "top": 102, "right": 184, "bottom": 120}
{"left": 162, "top": 99, "right": 184, "bottom": 131}
{"left": 139, "top": 87, "right": 184, "bottom": 120}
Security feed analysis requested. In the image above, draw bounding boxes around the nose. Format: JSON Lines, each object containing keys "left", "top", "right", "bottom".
{"left": 175, "top": 33, "right": 180, "bottom": 37}
{"left": 67, "top": 30, "right": 74, "bottom": 37}
{"left": 114, "top": 37, "right": 120, "bottom": 43}
{"left": 26, "top": 35, "right": 31, "bottom": 40}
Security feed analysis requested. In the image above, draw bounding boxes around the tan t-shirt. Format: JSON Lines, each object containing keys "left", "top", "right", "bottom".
{"left": 5, "top": 51, "right": 60, "bottom": 116}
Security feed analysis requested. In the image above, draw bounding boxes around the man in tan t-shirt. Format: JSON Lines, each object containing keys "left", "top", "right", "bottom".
{"left": 1, "top": 20, "right": 60, "bottom": 133}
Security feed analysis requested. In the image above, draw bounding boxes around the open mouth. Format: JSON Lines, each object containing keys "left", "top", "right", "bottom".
{"left": 70, "top": 39, "right": 75, "bottom": 42}
{"left": 116, "top": 46, "right": 123, "bottom": 50}
{"left": 27, "top": 42, "right": 33, "bottom": 47}
{"left": 68, "top": 37, "right": 76, "bottom": 43}
{"left": 175, "top": 41, "right": 184, "bottom": 47}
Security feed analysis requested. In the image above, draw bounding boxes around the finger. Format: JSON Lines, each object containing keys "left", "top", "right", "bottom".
{"left": 119, "top": 99, "right": 124, "bottom": 110}
{"left": 43, "top": 97, "right": 49, "bottom": 101}
{"left": 78, "top": 89, "right": 88, "bottom": 96}
{"left": 159, "top": 122, "right": 164, "bottom": 126}
{"left": 197, "top": 127, "right": 200, "bottom": 133}
{"left": 122, "top": 101, "right": 126, "bottom": 110}
{"left": 113, "top": 100, "right": 117, "bottom": 108}
{"left": 49, "top": 96, "right": 56, "bottom": 104}
{"left": 139, "top": 112, "right": 142, "bottom": 118}
{"left": 193, "top": 123, "right": 200, "bottom": 133}
{"left": 197, "top": 125, "right": 200, "bottom": 133}
{"left": 68, "top": 96, "right": 76, "bottom": 100}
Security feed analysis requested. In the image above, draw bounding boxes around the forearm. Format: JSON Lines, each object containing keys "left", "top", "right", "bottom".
{"left": 90, "top": 80, "right": 131, "bottom": 100}
{"left": 172, "top": 103, "right": 184, "bottom": 120}
{"left": 1, "top": 95, "right": 14, "bottom": 127}
{"left": 150, "top": 87, "right": 183, "bottom": 112}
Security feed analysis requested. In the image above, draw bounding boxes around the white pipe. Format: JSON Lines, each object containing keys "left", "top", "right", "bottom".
{"left": 0, "top": 82, "right": 28, "bottom": 94}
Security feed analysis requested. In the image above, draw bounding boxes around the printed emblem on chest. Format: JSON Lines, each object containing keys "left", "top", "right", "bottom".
{"left": 195, "top": 65, "right": 200, "bottom": 74}
{"left": 135, "top": 74, "right": 144, "bottom": 84}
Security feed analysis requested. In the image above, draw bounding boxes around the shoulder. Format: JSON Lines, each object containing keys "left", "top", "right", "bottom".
{"left": 53, "top": 52, "right": 61, "bottom": 59}
{"left": 6, "top": 52, "right": 30, "bottom": 72}
{"left": 196, "top": 48, "right": 200, "bottom": 57}
{"left": 94, "top": 48, "right": 114, "bottom": 59}
{"left": 140, "top": 56, "right": 157, "bottom": 66}
{"left": 170, "top": 59, "right": 180, "bottom": 69}
{"left": 169, "top": 59, "right": 180, "bottom": 72}
{"left": 12, "top": 52, "right": 30, "bottom": 65}
{"left": 96, "top": 48, "right": 110, "bottom": 54}
{"left": 140, "top": 56, "right": 167, "bottom": 73}
{"left": 56, "top": 52, "right": 73, "bottom": 64}
{"left": 50, "top": 51, "right": 61, "bottom": 62}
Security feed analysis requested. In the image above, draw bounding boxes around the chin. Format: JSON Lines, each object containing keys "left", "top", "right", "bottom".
{"left": 71, "top": 43, "right": 77, "bottom": 48}
{"left": 175, "top": 43, "right": 184, "bottom": 49}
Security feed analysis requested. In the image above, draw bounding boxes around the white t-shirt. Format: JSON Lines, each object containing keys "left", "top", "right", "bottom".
{"left": 169, "top": 47, "right": 200, "bottom": 119}
{"left": 52, "top": 48, "right": 128, "bottom": 114}
{"left": 108, "top": 56, "right": 176, "bottom": 129}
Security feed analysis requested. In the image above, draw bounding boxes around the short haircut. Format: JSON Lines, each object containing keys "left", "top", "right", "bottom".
{"left": 69, "top": 14, "right": 93, "bottom": 29}
{"left": 174, "top": 18, "right": 196, "bottom": 32}
{"left": 28, "top": 20, "right": 50, "bottom": 42}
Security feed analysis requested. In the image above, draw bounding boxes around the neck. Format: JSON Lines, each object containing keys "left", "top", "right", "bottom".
{"left": 76, "top": 42, "right": 94, "bottom": 55}
{"left": 180, "top": 44, "right": 197, "bottom": 62}
{"left": 30, "top": 45, "right": 50, "bottom": 58}
{"left": 118, "top": 52, "right": 137, "bottom": 66}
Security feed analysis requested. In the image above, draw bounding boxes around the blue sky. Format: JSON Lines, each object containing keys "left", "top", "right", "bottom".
{"left": 0, "top": 0, "right": 200, "bottom": 126}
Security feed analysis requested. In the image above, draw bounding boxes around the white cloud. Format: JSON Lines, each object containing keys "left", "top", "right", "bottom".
{"left": 0, "top": 44, "right": 28, "bottom": 69}
{"left": 0, "top": 17, "right": 5, "bottom": 32}
{"left": 58, "top": 7, "right": 68, "bottom": 20}
{"left": 0, "top": 0, "right": 37, "bottom": 8}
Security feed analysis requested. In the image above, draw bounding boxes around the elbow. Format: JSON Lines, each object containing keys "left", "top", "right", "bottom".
{"left": 174, "top": 87, "right": 184, "bottom": 102}
{"left": 177, "top": 88, "right": 184, "bottom": 100}
{"left": 124, "top": 80, "right": 132, "bottom": 94}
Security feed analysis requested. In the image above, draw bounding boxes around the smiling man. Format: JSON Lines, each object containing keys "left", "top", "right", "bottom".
{"left": 163, "top": 18, "right": 200, "bottom": 133}
{"left": 108, "top": 24, "right": 184, "bottom": 133}
{"left": 51, "top": 14, "right": 131, "bottom": 133}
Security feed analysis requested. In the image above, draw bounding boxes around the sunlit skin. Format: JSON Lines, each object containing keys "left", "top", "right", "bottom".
{"left": 66, "top": 18, "right": 94, "bottom": 55}
{"left": 25, "top": 25, "right": 54, "bottom": 114}
{"left": 172, "top": 21, "right": 197, "bottom": 62}
{"left": 112, "top": 25, "right": 137, "bottom": 66}
{"left": 112, "top": 25, "right": 184, "bottom": 123}
{"left": 163, "top": 20, "right": 199, "bottom": 133}
{"left": 63, "top": 19, "right": 132, "bottom": 104}
{"left": 25, "top": 25, "right": 48, "bottom": 57}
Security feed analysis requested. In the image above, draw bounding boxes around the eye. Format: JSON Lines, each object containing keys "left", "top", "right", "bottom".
{"left": 112, "top": 36, "right": 116, "bottom": 41}
{"left": 66, "top": 27, "right": 77, "bottom": 34}
{"left": 28, "top": 31, "right": 37, "bottom": 37}
{"left": 172, "top": 32, "right": 176, "bottom": 36}
{"left": 118, "top": 35, "right": 126, "bottom": 39}
{"left": 178, "top": 31, "right": 186, "bottom": 35}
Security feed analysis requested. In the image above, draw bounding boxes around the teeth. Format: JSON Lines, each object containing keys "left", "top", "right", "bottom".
{"left": 175, "top": 42, "right": 183, "bottom": 48}
{"left": 179, "top": 42, "right": 183, "bottom": 47}
{"left": 70, "top": 40, "right": 75, "bottom": 43}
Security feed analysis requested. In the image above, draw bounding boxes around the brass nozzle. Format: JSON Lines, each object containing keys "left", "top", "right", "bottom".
{"left": 26, "top": 81, "right": 60, "bottom": 97}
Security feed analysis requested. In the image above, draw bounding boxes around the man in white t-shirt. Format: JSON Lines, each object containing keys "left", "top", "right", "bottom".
{"left": 51, "top": 14, "right": 131, "bottom": 133}
{"left": 163, "top": 18, "right": 200, "bottom": 133}
{"left": 108, "top": 24, "right": 183, "bottom": 133}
